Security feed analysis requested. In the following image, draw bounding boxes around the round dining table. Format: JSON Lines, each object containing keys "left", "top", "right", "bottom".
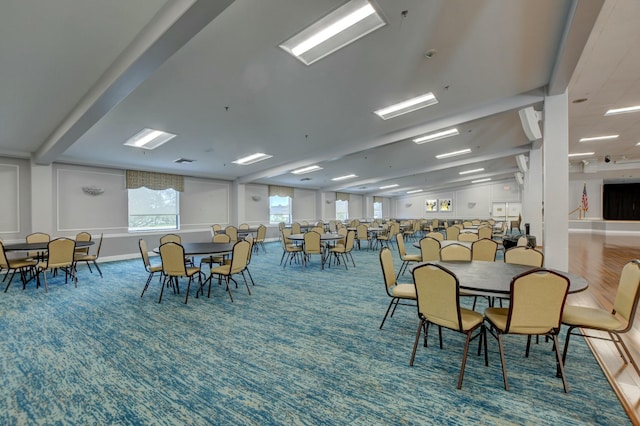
{"left": 412, "top": 240, "right": 472, "bottom": 249}
{"left": 153, "top": 242, "right": 235, "bottom": 256}
{"left": 4, "top": 240, "right": 94, "bottom": 251}
{"left": 410, "top": 260, "right": 588, "bottom": 297}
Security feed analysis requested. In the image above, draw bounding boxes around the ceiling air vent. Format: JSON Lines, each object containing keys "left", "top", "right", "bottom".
{"left": 300, "top": 177, "right": 311, "bottom": 181}
{"left": 174, "top": 158, "right": 195, "bottom": 164}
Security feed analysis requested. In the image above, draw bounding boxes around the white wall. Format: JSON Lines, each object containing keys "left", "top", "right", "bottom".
{"left": 348, "top": 194, "right": 363, "bottom": 219}
{"left": 292, "top": 188, "right": 316, "bottom": 222}
{"left": 241, "top": 183, "right": 269, "bottom": 225}
{"left": 569, "top": 178, "right": 603, "bottom": 220}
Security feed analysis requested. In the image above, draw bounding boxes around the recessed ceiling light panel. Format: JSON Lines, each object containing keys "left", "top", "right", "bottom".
{"left": 413, "top": 128, "right": 459, "bottom": 144}
{"left": 406, "top": 189, "right": 423, "bottom": 194}
{"left": 435, "top": 148, "right": 471, "bottom": 159}
{"left": 379, "top": 184, "right": 398, "bottom": 189}
{"left": 605, "top": 105, "right": 640, "bottom": 116}
{"left": 458, "top": 168, "right": 484, "bottom": 175}
{"left": 331, "top": 174, "right": 358, "bottom": 181}
{"left": 291, "top": 165, "right": 323, "bottom": 174}
{"left": 579, "top": 135, "right": 619, "bottom": 142}
{"left": 232, "top": 153, "right": 273, "bottom": 165}
{"left": 124, "top": 128, "right": 176, "bottom": 150}
{"left": 279, "top": 0, "right": 386, "bottom": 66}
{"left": 374, "top": 92, "right": 438, "bottom": 120}
{"left": 568, "top": 152, "right": 595, "bottom": 157}
{"left": 471, "top": 178, "right": 491, "bottom": 183}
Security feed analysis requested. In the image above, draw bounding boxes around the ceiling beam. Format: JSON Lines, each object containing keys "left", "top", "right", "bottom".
{"left": 236, "top": 91, "right": 544, "bottom": 184}
{"left": 547, "top": 0, "right": 604, "bottom": 95}
{"left": 34, "top": 0, "right": 235, "bottom": 165}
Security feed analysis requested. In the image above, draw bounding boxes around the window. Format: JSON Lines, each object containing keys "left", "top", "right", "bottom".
{"left": 335, "top": 200, "right": 349, "bottom": 221}
{"left": 373, "top": 201, "right": 382, "bottom": 219}
{"left": 270, "top": 195, "right": 292, "bottom": 224}
{"left": 128, "top": 187, "right": 179, "bottom": 231}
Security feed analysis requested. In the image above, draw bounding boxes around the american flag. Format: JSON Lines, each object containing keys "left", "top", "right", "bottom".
{"left": 582, "top": 183, "right": 589, "bottom": 213}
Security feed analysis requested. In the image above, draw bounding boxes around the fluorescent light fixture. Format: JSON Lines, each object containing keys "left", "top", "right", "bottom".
{"left": 435, "top": 148, "right": 472, "bottom": 159}
{"left": 471, "top": 178, "right": 491, "bottom": 184}
{"left": 579, "top": 135, "right": 619, "bottom": 142}
{"left": 279, "top": 0, "right": 385, "bottom": 66}
{"left": 413, "top": 128, "right": 459, "bottom": 144}
{"left": 232, "top": 153, "right": 273, "bottom": 165}
{"left": 374, "top": 92, "right": 438, "bottom": 120}
{"left": 406, "top": 189, "right": 423, "bottom": 194}
{"left": 459, "top": 168, "right": 484, "bottom": 175}
{"left": 331, "top": 174, "right": 358, "bottom": 181}
{"left": 291, "top": 165, "right": 323, "bottom": 174}
{"left": 379, "top": 184, "right": 399, "bottom": 189}
{"left": 123, "top": 128, "right": 176, "bottom": 150}
{"left": 605, "top": 105, "right": 640, "bottom": 116}
{"left": 568, "top": 152, "right": 595, "bottom": 157}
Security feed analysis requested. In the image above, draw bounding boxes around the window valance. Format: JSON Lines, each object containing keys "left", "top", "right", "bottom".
{"left": 269, "top": 185, "right": 294, "bottom": 198}
{"left": 336, "top": 192, "right": 350, "bottom": 201}
{"left": 126, "top": 170, "right": 184, "bottom": 192}
{"left": 373, "top": 196, "right": 383, "bottom": 203}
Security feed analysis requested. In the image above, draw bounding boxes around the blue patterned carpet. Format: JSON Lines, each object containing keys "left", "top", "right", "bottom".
{"left": 0, "top": 240, "right": 630, "bottom": 425}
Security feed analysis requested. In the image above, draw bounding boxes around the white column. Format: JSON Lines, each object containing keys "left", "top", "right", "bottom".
{"left": 30, "top": 160, "right": 53, "bottom": 234}
{"left": 522, "top": 142, "right": 543, "bottom": 245}
{"left": 542, "top": 90, "right": 569, "bottom": 270}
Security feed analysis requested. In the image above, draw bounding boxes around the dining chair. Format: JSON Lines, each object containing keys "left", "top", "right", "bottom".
{"left": 199, "top": 233, "right": 231, "bottom": 270}
{"left": 291, "top": 222, "right": 301, "bottom": 234}
{"left": 74, "top": 231, "right": 92, "bottom": 255}
{"left": 35, "top": 237, "right": 77, "bottom": 293}
{"left": 396, "top": 233, "right": 422, "bottom": 277}
{"left": 463, "top": 221, "right": 473, "bottom": 228}
{"left": 356, "top": 224, "right": 370, "bottom": 250}
{"left": 280, "top": 230, "right": 302, "bottom": 268}
{"left": 471, "top": 238, "right": 499, "bottom": 262}
{"left": 517, "top": 236, "right": 528, "bottom": 247}
{"left": 379, "top": 247, "right": 416, "bottom": 329}
{"left": 160, "top": 233, "right": 193, "bottom": 265}
{"left": 445, "top": 226, "right": 460, "bottom": 241}
{"left": 485, "top": 268, "right": 570, "bottom": 392}
{"left": 302, "top": 231, "right": 323, "bottom": 270}
{"left": 504, "top": 247, "right": 544, "bottom": 267}
{"left": 458, "top": 232, "right": 479, "bottom": 242}
{"left": 561, "top": 260, "right": 640, "bottom": 378}
{"left": 419, "top": 237, "right": 441, "bottom": 262}
{"left": 158, "top": 242, "right": 203, "bottom": 304}
{"left": 225, "top": 226, "right": 238, "bottom": 243}
{"left": 138, "top": 238, "right": 164, "bottom": 298}
{"left": 440, "top": 243, "right": 472, "bottom": 262}
{"left": 26, "top": 232, "right": 50, "bottom": 261}
{"left": 74, "top": 233, "right": 103, "bottom": 278}
{"left": 477, "top": 226, "right": 493, "bottom": 240}
{"left": 410, "top": 262, "right": 487, "bottom": 389}
{"left": 1, "top": 241, "right": 37, "bottom": 293}
{"left": 208, "top": 240, "right": 252, "bottom": 302}
{"left": 425, "top": 231, "right": 444, "bottom": 241}
{"left": 242, "top": 234, "right": 256, "bottom": 286}
{"left": 239, "top": 223, "right": 250, "bottom": 230}
{"left": 328, "top": 230, "right": 355, "bottom": 270}
{"left": 255, "top": 225, "right": 267, "bottom": 253}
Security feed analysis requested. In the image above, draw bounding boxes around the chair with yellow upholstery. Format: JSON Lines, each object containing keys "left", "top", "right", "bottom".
{"left": 35, "top": 237, "right": 77, "bottom": 293}
{"left": 463, "top": 221, "right": 473, "bottom": 228}
{"left": 504, "top": 247, "right": 544, "bottom": 267}
{"left": 160, "top": 234, "right": 192, "bottom": 265}
{"left": 410, "top": 262, "right": 487, "bottom": 389}
{"left": 328, "top": 230, "right": 356, "bottom": 270}
{"left": 485, "top": 268, "right": 570, "bottom": 392}
{"left": 419, "top": 237, "right": 441, "bottom": 262}
{"left": 471, "top": 238, "right": 498, "bottom": 262}
{"left": 225, "top": 226, "right": 238, "bottom": 243}
{"left": 425, "top": 231, "right": 444, "bottom": 241}
{"left": 375, "top": 225, "right": 392, "bottom": 249}
{"left": 139, "top": 238, "right": 163, "bottom": 298}
{"left": 74, "top": 231, "right": 92, "bottom": 256}
{"left": 1, "top": 241, "right": 37, "bottom": 292}
{"left": 199, "top": 233, "right": 231, "bottom": 270}
{"left": 471, "top": 219, "right": 481, "bottom": 226}
{"left": 255, "top": 224, "right": 267, "bottom": 253}
{"left": 440, "top": 243, "right": 472, "bottom": 262}
{"left": 74, "top": 233, "right": 103, "bottom": 278}
{"left": 396, "top": 233, "right": 422, "bottom": 277}
{"left": 239, "top": 223, "right": 250, "bottom": 230}
{"left": 26, "top": 232, "right": 50, "bottom": 261}
{"left": 561, "top": 260, "right": 640, "bottom": 378}
{"left": 291, "top": 222, "right": 301, "bottom": 235}
{"left": 208, "top": 240, "right": 252, "bottom": 302}
{"left": 356, "top": 223, "right": 371, "bottom": 250}
{"left": 458, "top": 232, "right": 479, "bottom": 242}
{"left": 478, "top": 226, "right": 493, "bottom": 240}
{"left": 158, "top": 242, "right": 203, "bottom": 304}
{"left": 280, "top": 230, "right": 302, "bottom": 268}
{"left": 445, "top": 226, "right": 460, "bottom": 241}
{"left": 379, "top": 247, "right": 416, "bottom": 329}
{"left": 302, "top": 231, "right": 324, "bottom": 270}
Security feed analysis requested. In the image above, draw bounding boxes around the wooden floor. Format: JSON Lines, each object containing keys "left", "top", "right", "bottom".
{"left": 567, "top": 233, "right": 640, "bottom": 424}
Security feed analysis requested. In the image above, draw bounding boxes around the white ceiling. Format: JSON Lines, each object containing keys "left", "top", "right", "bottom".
{"left": 1, "top": 0, "right": 637, "bottom": 197}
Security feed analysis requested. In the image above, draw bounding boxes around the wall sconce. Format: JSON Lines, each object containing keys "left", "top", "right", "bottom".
{"left": 251, "top": 195, "right": 261, "bottom": 202}
{"left": 326, "top": 199, "right": 333, "bottom": 204}
{"left": 82, "top": 186, "right": 104, "bottom": 196}
{"left": 467, "top": 202, "right": 476, "bottom": 209}
{"left": 405, "top": 203, "right": 413, "bottom": 208}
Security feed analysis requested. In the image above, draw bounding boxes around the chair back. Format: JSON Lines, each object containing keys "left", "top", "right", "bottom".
{"left": 244, "top": 234, "right": 255, "bottom": 264}
{"left": 311, "top": 226, "right": 324, "bottom": 234}
{"left": 138, "top": 239, "right": 152, "bottom": 271}
{"left": 278, "top": 222, "right": 285, "bottom": 231}
{"left": 160, "top": 234, "right": 181, "bottom": 244}
{"left": 612, "top": 260, "right": 640, "bottom": 328}
{"left": 517, "top": 236, "right": 528, "bottom": 247}
{"left": 458, "top": 232, "right": 479, "bottom": 242}
{"left": 75, "top": 232, "right": 92, "bottom": 254}
{"left": 379, "top": 247, "right": 398, "bottom": 293}
{"left": 301, "top": 220, "right": 309, "bottom": 227}
{"left": 282, "top": 228, "right": 293, "bottom": 245}
{"left": 225, "top": 226, "right": 238, "bottom": 242}
{"left": 256, "top": 225, "right": 267, "bottom": 242}
{"left": 445, "top": 226, "right": 460, "bottom": 240}
{"left": 336, "top": 227, "right": 348, "bottom": 245}
{"left": 344, "top": 230, "right": 356, "bottom": 252}
{"left": 212, "top": 224, "right": 222, "bottom": 232}
{"left": 356, "top": 224, "right": 369, "bottom": 241}
{"left": 471, "top": 219, "right": 481, "bottom": 226}
{"left": 291, "top": 222, "right": 301, "bottom": 234}
{"left": 419, "top": 237, "right": 441, "bottom": 261}
{"left": 463, "top": 221, "right": 473, "bottom": 228}
{"left": 425, "top": 231, "right": 444, "bottom": 241}
{"left": 506, "top": 269, "right": 569, "bottom": 334}
{"left": 0, "top": 241, "right": 9, "bottom": 267}
{"left": 504, "top": 247, "right": 544, "bottom": 267}
{"left": 230, "top": 240, "right": 251, "bottom": 274}
{"left": 93, "top": 233, "right": 104, "bottom": 257}
{"left": 396, "top": 233, "right": 408, "bottom": 256}
{"left": 329, "top": 221, "right": 337, "bottom": 233}
{"left": 159, "top": 242, "right": 187, "bottom": 276}
{"left": 303, "top": 231, "right": 322, "bottom": 255}
{"left": 412, "top": 262, "right": 463, "bottom": 331}
{"left": 477, "top": 226, "right": 493, "bottom": 240}
{"left": 46, "top": 238, "right": 76, "bottom": 268}
{"left": 27, "top": 232, "right": 50, "bottom": 244}
{"left": 239, "top": 223, "right": 250, "bottom": 230}
{"left": 213, "top": 233, "right": 231, "bottom": 243}
{"left": 440, "top": 243, "right": 472, "bottom": 261}
{"left": 471, "top": 238, "right": 498, "bottom": 261}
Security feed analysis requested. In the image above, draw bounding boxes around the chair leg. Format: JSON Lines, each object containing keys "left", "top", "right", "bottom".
{"left": 93, "top": 261, "right": 103, "bottom": 278}
{"left": 379, "top": 298, "right": 397, "bottom": 329}
{"left": 224, "top": 276, "right": 234, "bottom": 302}
{"left": 497, "top": 332, "right": 509, "bottom": 390}
{"left": 457, "top": 330, "right": 474, "bottom": 389}
{"left": 140, "top": 272, "right": 155, "bottom": 297}
{"left": 409, "top": 319, "right": 425, "bottom": 366}
{"left": 552, "top": 334, "right": 569, "bottom": 393}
